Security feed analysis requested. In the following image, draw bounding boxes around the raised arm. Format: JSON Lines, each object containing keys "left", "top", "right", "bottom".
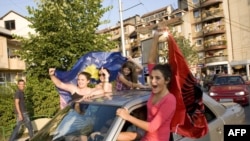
{"left": 148, "top": 27, "right": 169, "bottom": 64}
{"left": 101, "top": 67, "right": 113, "bottom": 93}
{"left": 148, "top": 32, "right": 161, "bottom": 64}
{"left": 127, "top": 56, "right": 143, "bottom": 74}
{"left": 118, "top": 74, "right": 149, "bottom": 89}
{"left": 49, "top": 68, "right": 77, "bottom": 94}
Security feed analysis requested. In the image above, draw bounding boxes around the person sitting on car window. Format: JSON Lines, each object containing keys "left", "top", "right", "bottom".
{"left": 49, "top": 68, "right": 105, "bottom": 104}
{"left": 95, "top": 67, "right": 113, "bottom": 93}
{"left": 115, "top": 56, "right": 150, "bottom": 91}
{"left": 116, "top": 27, "right": 176, "bottom": 141}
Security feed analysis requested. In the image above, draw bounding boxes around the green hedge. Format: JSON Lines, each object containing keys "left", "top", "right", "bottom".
{"left": 0, "top": 76, "right": 60, "bottom": 139}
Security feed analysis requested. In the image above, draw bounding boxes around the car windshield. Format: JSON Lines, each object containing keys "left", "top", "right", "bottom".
{"left": 31, "top": 102, "right": 119, "bottom": 141}
{"left": 214, "top": 76, "right": 244, "bottom": 85}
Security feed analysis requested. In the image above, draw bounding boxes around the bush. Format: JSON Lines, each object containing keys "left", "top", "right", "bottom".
{"left": 0, "top": 83, "right": 17, "bottom": 139}
{"left": 0, "top": 77, "right": 60, "bottom": 139}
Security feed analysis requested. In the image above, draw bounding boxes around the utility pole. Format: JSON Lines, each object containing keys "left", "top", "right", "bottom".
{"left": 118, "top": 0, "right": 126, "bottom": 57}
{"left": 118, "top": 1, "right": 142, "bottom": 57}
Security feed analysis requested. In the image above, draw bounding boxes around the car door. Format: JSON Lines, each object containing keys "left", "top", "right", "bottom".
{"left": 173, "top": 105, "right": 224, "bottom": 141}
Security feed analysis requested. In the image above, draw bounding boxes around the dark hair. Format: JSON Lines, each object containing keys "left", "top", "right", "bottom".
{"left": 78, "top": 72, "right": 91, "bottom": 80}
{"left": 121, "top": 61, "right": 138, "bottom": 83}
{"left": 152, "top": 63, "right": 172, "bottom": 87}
{"left": 98, "top": 67, "right": 111, "bottom": 75}
{"left": 17, "top": 79, "right": 25, "bottom": 84}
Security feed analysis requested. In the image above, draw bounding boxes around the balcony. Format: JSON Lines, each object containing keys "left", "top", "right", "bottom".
{"left": 202, "top": 9, "right": 224, "bottom": 21}
{"left": 201, "top": 0, "right": 222, "bottom": 7}
{"left": 203, "top": 23, "right": 225, "bottom": 37}
{"left": 205, "top": 55, "right": 227, "bottom": 64}
{"left": 204, "top": 40, "right": 226, "bottom": 51}
{"left": 8, "top": 57, "right": 26, "bottom": 70}
{"left": 204, "top": 30, "right": 225, "bottom": 37}
{"left": 205, "top": 45, "right": 226, "bottom": 51}
{"left": 196, "top": 46, "right": 205, "bottom": 52}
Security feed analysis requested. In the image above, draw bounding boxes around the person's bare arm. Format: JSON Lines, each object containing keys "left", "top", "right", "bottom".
{"left": 49, "top": 68, "right": 76, "bottom": 94}
{"left": 15, "top": 99, "right": 23, "bottom": 121}
{"left": 118, "top": 74, "right": 149, "bottom": 89}
{"left": 148, "top": 32, "right": 161, "bottom": 64}
{"left": 117, "top": 131, "right": 140, "bottom": 141}
{"left": 148, "top": 27, "right": 169, "bottom": 64}
{"left": 102, "top": 68, "right": 113, "bottom": 93}
{"left": 117, "top": 108, "right": 149, "bottom": 131}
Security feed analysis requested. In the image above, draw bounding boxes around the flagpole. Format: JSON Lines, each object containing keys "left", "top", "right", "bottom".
{"left": 118, "top": 0, "right": 126, "bottom": 57}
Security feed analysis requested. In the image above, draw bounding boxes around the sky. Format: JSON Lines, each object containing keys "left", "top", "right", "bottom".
{"left": 0, "top": 0, "right": 178, "bottom": 29}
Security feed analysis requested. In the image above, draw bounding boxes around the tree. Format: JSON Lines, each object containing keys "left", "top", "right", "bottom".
{"left": 158, "top": 30, "right": 198, "bottom": 66}
{"left": 174, "top": 34, "right": 198, "bottom": 66}
{"left": 14, "top": 0, "right": 114, "bottom": 117}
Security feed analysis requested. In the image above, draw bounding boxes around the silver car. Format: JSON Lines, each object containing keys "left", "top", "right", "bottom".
{"left": 30, "top": 90, "right": 246, "bottom": 141}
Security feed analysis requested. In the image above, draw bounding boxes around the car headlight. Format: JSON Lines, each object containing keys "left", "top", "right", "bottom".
{"left": 209, "top": 92, "right": 218, "bottom": 96}
{"left": 235, "top": 91, "right": 245, "bottom": 95}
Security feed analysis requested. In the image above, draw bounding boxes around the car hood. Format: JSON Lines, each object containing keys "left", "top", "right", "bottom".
{"left": 221, "top": 102, "right": 238, "bottom": 108}
{"left": 210, "top": 85, "right": 247, "bottom": 92}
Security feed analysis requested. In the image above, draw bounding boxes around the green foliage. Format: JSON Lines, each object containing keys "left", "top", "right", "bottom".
{"left": 0, "top": 83, "right": 17, "bottom": 139}
{"left": 16, "top": 0, "right": 115, "bottom": 77}
{"left": 173, "top": 33, "right": 198, "bottom": 65}
{"left": 3, "top": 0, "right": 116, "bottom": 135}
{"left": 24, "top": 75, "right": 60, "bottom": 117}
{"left": 0, "top": 83, "right": 16, "bottom": 128}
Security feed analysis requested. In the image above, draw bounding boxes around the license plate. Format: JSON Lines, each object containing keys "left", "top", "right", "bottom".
{"left": 220, "top": 99, "right": 233, "bottom": 102}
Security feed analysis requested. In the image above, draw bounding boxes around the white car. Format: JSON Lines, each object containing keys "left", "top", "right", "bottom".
{"left": 30, "top": 90, "right": 246, "bottom": 141}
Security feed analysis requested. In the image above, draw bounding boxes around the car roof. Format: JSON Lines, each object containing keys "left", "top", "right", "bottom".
{"left": 79, "top": 89, "right": 151, "bottom": 107}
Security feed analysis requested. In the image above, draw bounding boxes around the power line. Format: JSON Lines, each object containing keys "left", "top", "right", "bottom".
{"left": 8, "top": 0, "right": 30, "bottom": 15}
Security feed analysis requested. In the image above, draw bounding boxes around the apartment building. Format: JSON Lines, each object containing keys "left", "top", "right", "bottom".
{"left": 97, "top": 15, "right": 140, "bottom": 57}
{"left": 180, "top": 0, "right": 250, "bottom": 79}
{"left": 98, "top": 5, "right": 196, "bottom": 71}
{"left": 0, "top": 11, "right": 34, "bottom": 84}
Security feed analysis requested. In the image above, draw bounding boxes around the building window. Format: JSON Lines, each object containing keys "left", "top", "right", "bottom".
{"left": 193, "top": 0, "right": 199, "bottom": 4}
{"left": 175, "top": 12, "right": 182, "bottom": 17}
{"left": 198, "top": 52, "right": 204, "bottom": 59}
{"left": 5, "top": 20, "right": 16, "bottom": 30}
{"left": 195, "top": 23, "right": 202, "bottom": 32}
{"left": 193, "top": 10, "right": 200, "bottom": 18}
{"left": 196, "top": 39, "right": 203, "bottom": 46}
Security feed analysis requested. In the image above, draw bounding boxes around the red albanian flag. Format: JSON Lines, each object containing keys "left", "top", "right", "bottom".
{"left": 167, "top": 33, "right": 208, "bottom": 138}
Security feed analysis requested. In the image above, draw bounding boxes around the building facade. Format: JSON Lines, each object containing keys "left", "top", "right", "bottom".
{"left": 180, "top": 0, "right": 250, "bottom": 79}
{"left": 0, "top": 11, "right": 33, "bottom": 85}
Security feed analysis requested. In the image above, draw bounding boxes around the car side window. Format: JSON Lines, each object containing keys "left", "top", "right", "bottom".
{"left": 118, "top": 106, "right": 147, "bottom": 141}
{"left": 204, "top": 105, "right": 216, "bottom": 122}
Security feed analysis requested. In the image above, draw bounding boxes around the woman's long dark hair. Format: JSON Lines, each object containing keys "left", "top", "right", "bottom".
{"left": 121, "top": 61, "right": 138, "bottom": 83}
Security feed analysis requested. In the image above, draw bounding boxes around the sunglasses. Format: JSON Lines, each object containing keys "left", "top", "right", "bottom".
{"left": 98, "top": 73, "right": 105, "bottom": 76}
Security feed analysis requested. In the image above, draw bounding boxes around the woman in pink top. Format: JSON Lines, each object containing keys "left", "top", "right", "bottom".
{"left": 116, "top": 28, "right": 176, "bottom": 141}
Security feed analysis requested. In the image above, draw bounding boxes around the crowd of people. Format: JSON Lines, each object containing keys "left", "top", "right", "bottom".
{"left": 10, "top": 27, "right": 177, "bottom": 141}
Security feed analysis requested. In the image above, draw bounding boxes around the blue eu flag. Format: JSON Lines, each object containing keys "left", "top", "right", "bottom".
{"left": 55, "top": 51, "right": 127, "bottom": 108}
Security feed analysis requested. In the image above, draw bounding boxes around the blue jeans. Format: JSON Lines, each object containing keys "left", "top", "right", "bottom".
{"left": 9, "top": 113, "right": 34, "bottom": 141}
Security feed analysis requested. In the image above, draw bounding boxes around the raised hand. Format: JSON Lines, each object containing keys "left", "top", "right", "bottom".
{"left": 49, "top": 68, "right": 56, "bottom": 76}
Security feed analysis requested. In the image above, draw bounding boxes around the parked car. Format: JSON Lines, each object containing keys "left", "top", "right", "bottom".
{"left": 208, "top": 75, "right": 250, "bottom": 106}
{"left": 30, "top": 89, "right": 246, "bottom": 141}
